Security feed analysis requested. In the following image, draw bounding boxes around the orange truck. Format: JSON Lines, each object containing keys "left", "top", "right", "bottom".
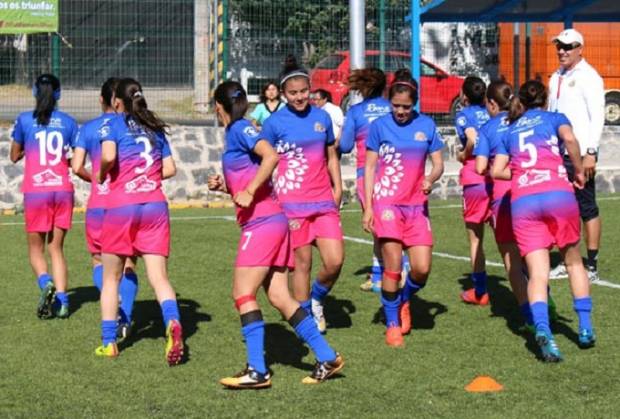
{"left": 498, "top": 23, "right": 620, "bottom": 125}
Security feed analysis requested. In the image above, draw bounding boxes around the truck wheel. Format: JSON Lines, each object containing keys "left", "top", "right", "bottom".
{"left": 605, "top": 92, "right": 620, "bottom": 125}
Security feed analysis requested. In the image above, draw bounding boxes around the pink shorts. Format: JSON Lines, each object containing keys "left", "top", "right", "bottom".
{"left": 85, "top": 208, "right": 105, "bottom": 254}
{"left": 235, "top": 213, "right": 294, "bottom": 268}
{"left": 101, "top": 202, "right": 170, "bottom": 257}
{"left": 462, "top": 183, "right": 492, "bottom": 224}
{"left": 372, "top": 203, "right": 433, "bottom": 247}
{"left": 511, "top": 192, "right": 581, "bottom": 257}
{"left": 287, "top": 211, "right": 343, "bottom": 249}
{"left": 23, "top": 191, "right": 74, "bottom": 233}
{"left": 491, "top": 194, "right": 515, "bottom": 244}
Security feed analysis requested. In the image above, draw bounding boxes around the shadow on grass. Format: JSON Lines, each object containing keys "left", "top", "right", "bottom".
{"left": 371, "top": 294, "right": 448, "bottom": 330}
{"left": 120, "top": 297, "right": 211, "bottom": 364}
{"left": 324, "top": 295, "right": 356, "bottom": 329}
{"left": 353, "top": 265, "right": 372, "bottom": 278}
{"left": 68, "top": 286, "right": 100, "bottom": 315}
{"left": 264, "top": 323, "right": 313, "bottom": 371}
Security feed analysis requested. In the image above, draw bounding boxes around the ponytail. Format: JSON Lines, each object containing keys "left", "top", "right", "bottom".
{"left": 348, "top": 68, "right": 386, "bottom": 99}
{"left": 214, "top": 81, "right": 249, "bottom": 123}
{"left": 508, "top": 80, "right": 547, "bottom": 123}
{"left": 32, "top": 73, "right": 61, "bottom": 126}
{"left": 115, "top": 78, "right": 169, "bottom": 135}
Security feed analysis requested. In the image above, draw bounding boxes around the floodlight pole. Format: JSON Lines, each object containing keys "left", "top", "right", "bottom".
{"left": 410, "top": 0, "right": 421, "bottom": 111}
{"left": 379, "top": 0, "right": 386, "bottom": 71}
{"left": 194, "top": 0, "right": 210, "bottom": 113}
{"left": 350, "top": 0, "right": 365, "bottom": 70}
{"left": 513, "top": 23, "right": 520, "bottom": 89}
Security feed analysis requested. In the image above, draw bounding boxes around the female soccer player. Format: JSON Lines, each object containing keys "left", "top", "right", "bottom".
{"left": 10, "top": 74, "right": 78, "bottom": 319}
{"left": 339, "top": 68, "right": 392, "bottom": 293}
{"left": 209, "top": 81, "right": 343, "bottom": 389}
{"left": 472, "top": 81, "right": 531, "bottom": 326}
{"left": 455, "top": 76, "right": 492, "bottom": 305}
{"left": 250, "top": 81, "right": 284, "bottom": 128}
{"left": 72, "top": 77, "right": 139, "bottom": 339}
{"left": 261, "top": 57, "right": 344, "bottom": 334}
{"left": 95, "top": 78, "right": 183, "bottom": 365}
{"left": 492, "top": 80, "right": 595, "bottom": 362}
{"left": 362, "top": 69, "right": 444, "bottom": 347}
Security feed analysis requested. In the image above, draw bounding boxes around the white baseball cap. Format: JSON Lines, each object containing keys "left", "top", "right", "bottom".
{"left": 552, "top": 29, "right": 584, "bottom": 46}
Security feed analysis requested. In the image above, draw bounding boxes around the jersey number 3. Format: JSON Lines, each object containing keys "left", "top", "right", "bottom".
{"left": 135, "top": 136, "right": 154, "bottom": 174}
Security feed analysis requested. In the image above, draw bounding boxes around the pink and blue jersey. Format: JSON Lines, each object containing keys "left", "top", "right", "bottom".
{"left": 99, "top": 115, "right": 171, "bottom": 208}
{"left": 495, "top": 109, "right": 573, "bottom": 201}
{"left": 340, "top": 97, "right": 391, "bottom": 178}
{"left": 473, "top": 111, "right": 512, "bottom": 201}
{"left": 222, "top": 118, "right": 283, "bottom": 226}
{"left": 74, "top": 112, "right": 116, "bottom": 209}
{"left": 261, "top": 105, "right": 336, "bottom": 218}
{"left": 11, "top": 110, "right": 78, "bottom": 193}
{"left": 367, "top": 112, "right": 444, "bottom": 205}
{"left": 455, "top": 105, "right": 490, "bottom": 186}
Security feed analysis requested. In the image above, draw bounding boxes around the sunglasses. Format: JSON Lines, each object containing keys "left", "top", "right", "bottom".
{"left": 555, "top": 42, "right": 580, "bottom": 52}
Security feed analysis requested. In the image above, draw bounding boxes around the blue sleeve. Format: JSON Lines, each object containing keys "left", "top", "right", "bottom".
{"left": 100, "top": 118, "right": 119, "bottom": 144}
{"left": 455, "top": 111, "right": 468, "bottom": 140}
{"left": 495, "top": 130, "right": 510, "bottom": 156}
{"left": 238, "top": 124, "right": 262, "bottom": 152}
{"left": 339, "top": 109, "right": 356, "bottom": 153}
{"left": 260, "top": 117, "right": 278, "bottom": 146}
{"left": 428, "top": 124, "right": 444, "bottom": 154}
{"left": 68, "top": 119, "right": 79, "bottom": 148}
{"left": 11, "top": 115, "right": 25, "bottom": 145}
{"left": 366, "top": 120, "right": 381, "bottom": 152}
{"left": 324, "top": 114, "right": 335, "bottom": 145}
{"left": 74, "top": 125, "right": 87, "bottom": 149}
{"left": 473, "top": 129, "right": 490, "bottom": 157}
{"left": 161, "top": 134, "right": 172, "bottom": 158}
{"left": 554, "top": 112, "right": 571, "bottom": 131}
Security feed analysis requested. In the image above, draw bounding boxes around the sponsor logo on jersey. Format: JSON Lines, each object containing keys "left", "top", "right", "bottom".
{"left": 125, "top": 174, "right": 157, "bottom": 193}
{"left": 98, "top": 124, "right": 111, "bottom": 138}
{"left": 457, "top": 116, "right": 467, "bottom": 126}
{"left": 314, "top": 122, "right": 326, "bottom": 133}
{"left": 243, "top": 126, "right": 259, "bottom": 137}
{"left": 32, "top": 169, "right": 62, "bottom": 187}
{"left": 366, "top": 103, "right": 390, "bottom": 113}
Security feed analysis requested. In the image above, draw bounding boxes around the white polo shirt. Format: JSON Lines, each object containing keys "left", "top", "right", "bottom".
{"left": 321, "top": 101, "right": 344, "bottom": 139}
{"left": 548, "top": 58, "right": 605, "bottom": 156}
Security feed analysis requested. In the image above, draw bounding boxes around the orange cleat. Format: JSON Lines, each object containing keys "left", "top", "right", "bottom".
{"left": 399, "top": 301, "right": 411, "bottom": 335}
{"left": 460, "top": 288, "right": 489, "bottom": 306}
{"left": 385, "top": 326, "right": 404, "bottom": 347}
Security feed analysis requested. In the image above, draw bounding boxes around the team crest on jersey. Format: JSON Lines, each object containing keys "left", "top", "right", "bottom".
{"left": 125, "top": 175, "right": 157, "bottom": 193}
{"left": 381, "top": 209, "right": 395, "bottom": 221}
{"left": 457, "top": 116, "right": 467, "bottom": 126}
{"left": 414, "top": 131, "right": 427, "bottom": 142}
{"left": 32, "top": 169, "right": 62, "bottom": 187}
{"left": 288, "top": 219, "right": 301, "bottom": 230}
{"left": 243, "top": 126, "right": 259, "bottom": 137}
{"left": 98, "top": 124, "right": 111, "bottom": 138}
{"left": 314, "top": 122, "right": 326, "bottom": 133}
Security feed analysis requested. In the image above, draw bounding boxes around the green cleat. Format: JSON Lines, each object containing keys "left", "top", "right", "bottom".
{"left": 37, "top": 282, "right": 56, "bottom": 319}
{"left": 535, "top": 331, "right": 563, "bottom": 363}
{"left": 55, "top": 304, "right": 70, "bottom": 319}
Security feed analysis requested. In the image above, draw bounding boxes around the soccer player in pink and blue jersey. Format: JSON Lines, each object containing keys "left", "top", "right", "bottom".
{"left": 95, "top": 78, "right": 183, "bottom": 365}
{"left": 492, "top": 80, "right": 595, "bottom": 362}
{"left": 72, "top": 78, "right": 139, "bottom": 339}
{"left": 209, "top": 81, "right": 344, "bottom": 388}
{"left": 363, "top": 69, "right": 444, "bottom": 347}
{"left": 455, "top": 76, "right": 493, "bottom": 305}
{"left": 261, "top": 57, "right": 344, "bottom": 334}
{"left": 10, "top": 74, "right": 78, "bottom": 319}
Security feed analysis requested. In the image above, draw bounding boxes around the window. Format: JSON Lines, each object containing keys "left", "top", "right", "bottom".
{"left": 316, "top": 54, "right": 345, "bottom": 69}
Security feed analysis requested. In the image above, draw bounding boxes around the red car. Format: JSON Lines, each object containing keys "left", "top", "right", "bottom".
{"left": 310, "top": 51, "right": 464, "bottom": 116}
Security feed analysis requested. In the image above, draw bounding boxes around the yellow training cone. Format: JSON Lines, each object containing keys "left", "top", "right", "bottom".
{"left": 465, "top": 376, "right": 504, "bottom": 392}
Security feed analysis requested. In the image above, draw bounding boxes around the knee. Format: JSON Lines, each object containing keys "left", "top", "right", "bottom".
{"left": 411, "top": 264, "right": 431, "bottom": 282}
{"left": 266, "top": 288, "right": 289, "bottom": 311}
{"left": 323, "top": 257, "right": 343, "bottom": 278}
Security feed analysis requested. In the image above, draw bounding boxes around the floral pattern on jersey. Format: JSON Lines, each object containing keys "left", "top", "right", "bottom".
{"left": 275, "top": 142, "right": 309, "bottom": 195}
{"left": 374, "top": 143, "right": 405, "bottom": 198}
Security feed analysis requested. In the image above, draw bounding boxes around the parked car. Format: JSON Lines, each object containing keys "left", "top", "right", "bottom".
{"left": 309, "top": 50, "right": 464, "bottom": 116}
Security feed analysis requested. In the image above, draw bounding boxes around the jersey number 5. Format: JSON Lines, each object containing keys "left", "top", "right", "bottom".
{"left": 518, "top": 129, "right": 537, "bottom": 168}
{"left": 135, "top": 136, "right": 154, "bottom": 174}
{"left": 35, "top": 131, "right": 65, "bottom": 166}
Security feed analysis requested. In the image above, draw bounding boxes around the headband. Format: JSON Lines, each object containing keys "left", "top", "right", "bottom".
{"left": 32, "top": 85, "right": 61, "bottom": 101}
{"left": 133, "top": 91, "right": 144, "bottom": 98}
{"left": 280, "top": 71, "right": 309, "bottom": 87}
{"left": 393, "top": 81, "right": 417, "bottom": 90}
{"left": 231, "top": 90, "right": 242, "bottom": 98}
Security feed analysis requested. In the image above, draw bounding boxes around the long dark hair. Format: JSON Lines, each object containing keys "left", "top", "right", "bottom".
{"left": 486, "top": 80, "right": 513, "bottom": 111}
{"left": 388, "top": 68, "right": 418, "bottom": 105}
{"left": 32, "top": 73, "right": 60, "bottom": 126}
{"left": 279, "top": 55, "right": 309, "bottom": 90}
{"left": 214, "top": 81, "right": 249, "bottom": 123}
{"left": 259, "top": 81, "right": 279, "bottom": 104}
{"left": 508, "top": 80, "right": 547, "bottom": 123}
{"left": 101, "top": 77, "right": 120, "bottom": 108}
{"left": 115, "top": 78, "right": 169, "bottom": 134}
{"left": 462, "top": 76, "right": 486, "bottom": 106}
{"left": 348, "top": 68, "right": 386, "bottom": 99}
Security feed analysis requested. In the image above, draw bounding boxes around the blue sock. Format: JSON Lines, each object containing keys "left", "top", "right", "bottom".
{"left": 530, "top": 302, "right": 551, "bottom": 335}
{"left": 119, "top": 272, "right": 138, "bottom": 324}
{"left": 401, "top": 274, "right": 425, "bottom": 303}
{"left": 573, "top": 297, "right": 593, "bottom": 331}
{"left": 310, "top": 280, "right": 330, "bottom": 302}
{"left": 160, "top": 299, "right": 180, "bottom": 327}
{"left": 371, "top": 256, "right": 383, "bottom": 283}
{"left": 101, "top": 320, "right": 117, "bottom": 346}
{"left": 294, "top": 315, "right": 337, "bottom": 362}
{"left": 242, "top": 320, "right": 267, "bottom": 374}
{"left": 520, "top": 303, "right": 534, "bottom": 325}
{"left": 472, "top": 271, "right": 488, "bottom": 297}
{"left": 92, "top": 265, "right": 103, "bottom": 291}
{"left": 37, "top": 273, "right": 52, "bottom": 290}
{"left": 300, "top": 299, "right": 312, "bottom": 316}
{"left": 55, "top": 292, "right": 69, "bottom": 306}
{"left": 381, "top": 291, "right": 401, "bottom": 328}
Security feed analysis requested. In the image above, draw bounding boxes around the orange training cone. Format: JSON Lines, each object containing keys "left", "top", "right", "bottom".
{"left": 465, "top": 376, "right": 504, "bottom": 392}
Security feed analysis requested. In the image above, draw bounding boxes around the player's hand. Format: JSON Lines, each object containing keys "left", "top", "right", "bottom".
{"left": 95, "top": 171, "right": 103, "bottom": 184}
{"left": 422, "top": 178, "right": 433, "bottom": 195}
{"left": 573, "top": 171, "right": 586, "bottom": 190}
{"left": 333, "top": 188, "right": 343, "bottom": 208}
{"left": 583, "top": 155, "right": 596, "bottom": 182}
{"left": 362, "top": 209, "right": 374, "bottom": 234}
{"left": 233, "top": 190, "right": 254, "bottom": 208}
{"left": 207, "top": 174, "right": 225, "bottom": 192}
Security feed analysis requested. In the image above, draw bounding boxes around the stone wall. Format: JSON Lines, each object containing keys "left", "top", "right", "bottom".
{"left": 1, "top": 125, "right": 619, "bottom": 210}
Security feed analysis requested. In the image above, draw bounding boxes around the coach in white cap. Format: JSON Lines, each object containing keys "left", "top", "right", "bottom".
{"left": 548, "top": 28, "right": 605, "bottom": 282}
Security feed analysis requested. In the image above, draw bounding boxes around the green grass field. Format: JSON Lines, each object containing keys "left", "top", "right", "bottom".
{"left": 1, "top": 195, "right": 619, "bottom": 418}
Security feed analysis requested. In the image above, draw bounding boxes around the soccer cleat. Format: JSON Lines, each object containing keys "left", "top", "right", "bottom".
{"left": 578, "top": 329, "right": 596, "bottom": 349}
{"left": 535, "top": 331, "right": 563, "bottom": 362}
{"left": 117, "top": 322, "right": 132, "bottom": 342}
{"left": 399, "top": 301, "right": 411, "bottom": 335}
{"left": 587, "top": 266, "right": 600, "bottom": 283}
{"left": 549, "top": 263, "right": 568, "bottom": 280}
{"left": 460, "top": 288, "right": 489, "bottom": 306}
{"left": 55, "top": 304, "right": 70, "bottom": 319}
{"left": 311, "top": 298, "right": 327, "bottom": 334}
{"left": 95, "top": 343, "right": 119, "bottom": 358}
{"left": 360, "top": 278, "right": 382, "bottom": 293}
{"left": 301, "top": 353, "right": 345, "bottom": 384}
{"left": 385, "top": 326, "right": 404, "bottom": 347}
{"left": 220, "top": 365, "right": 272, "bottom": 389}
{"left": 165, "top": 320, "right": 184, "bottom": 366}
{"left": 548, "top": 295, "right": 559, "bottom": 322}
{"left": 37, "top": 281, "right": 56, "bottom": 319}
